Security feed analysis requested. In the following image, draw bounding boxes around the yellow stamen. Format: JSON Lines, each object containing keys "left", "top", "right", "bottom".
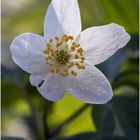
{"left": 75, "top": 54, "right": 79, "bottom": 59}
{"left": 71, "top": 70, "right": 77, "bottom": 76}
{"left": 43, "top": 50, "right": 49, "bottom": 54}
{"left": 43, "top": 34, "right": 86, "bottom": 77}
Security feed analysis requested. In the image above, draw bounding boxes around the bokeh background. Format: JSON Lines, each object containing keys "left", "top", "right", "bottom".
{"left": 1, "top": 0, "right": 139, "bottom": 140}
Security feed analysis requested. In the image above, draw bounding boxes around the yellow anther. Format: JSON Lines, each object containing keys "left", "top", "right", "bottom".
{"left": 63, "top": 67, "right": 68, "bottom": 72}
{"left": 61, "top": 35, "right": 66, "bottom": 42}
{"left": 64, "top": 45, "right": 68, "bottom": 50}
{"left": 55, "top": 67, "right": 60, "bottom": 73}
{"left": 55, "top": 37, "right": 59, "bottom": 42}
{"left": 56, "top": 64, "right": 60, "bottom": 68}
{"left": 62, "top": 73, "right": 66, "bottom": 77}
{"left": 68, "top": 62, "right": 74, "bottom": 67}
{"left": 63, "top": 34, "right": 67, "bottom": 38}
{"left": 43, "top": 49, "right": 49, "bottom": 54}
{"left": 74, "top": 54, "right": 79, "bottom": 59}
{"left": 56, "top": 65, "right": 60, "bottom": 69}
{"left": 71, "top": 46, "right": 76, "bottom": 52}
{"left": 75, "top": 63, "right": 80, "bottom": 67}
{"left": 51, "top": 53, "right": 55, "bottom": 57}
{"left": 56, "top": 70, "right": 59, "bottom": 73}
{"left": 65, "top": 73, "right": 69, "bottom": 76}
{"left": 48, "top": 56, "right": 52, "bottom": 59}
{"left": 77, "top": 48, "right": 83, "bottom": 53}
{"left": 51, "top": 48, "right": 54, "bottom": 52}
{"left": 64, "top": 36, "right": 70, "bottom": 42}
{"left": 79, "top": 65, "right": 86, "bottom": 69}
{"left": 50, "top": 68, "right": 55, "bottom": 73}
{"left": 80, "top": 60, "right": 84, "bottom": 63}
{"left": 71, "top": 70, "right": 77, "bottom": 76}
{"left": 72, "top": 42, "right": 76, "bottom": 46}
{"left": 58, "top": 72, "right": 63, "bottom": 75}
{"left": 47, "top": 43, "right": 51, "bottom": 49}
{"left": 76, "top": 43, "right": 80, "bottom": 47}
{"left": 49, "top": 63, "right": 53, "bottom": 67}
{"left": 50, "top": 39, "right": 53, "bottom": 43}
{"left": 81, "top": 56, "right": 85, "bottom": 61}
{"left": 56, "top": 42, "right": 62, "bottom": 47}
{"left": 69, "top": 36, "right": 74, "bottom": 40}
{"left": 79, "top": 52, "right": 83, "bottom": 56}
{"left": 43, "top": 34, "right": 85, "bottom": 77}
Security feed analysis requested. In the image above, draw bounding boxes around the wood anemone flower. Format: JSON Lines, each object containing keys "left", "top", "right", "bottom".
{"left": 10, "top": 0, "right": 130, "bottom": 104}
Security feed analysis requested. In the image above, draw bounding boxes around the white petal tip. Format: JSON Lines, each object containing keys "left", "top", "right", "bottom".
{"left": 85, "top": 93, "right": 113, "bottom": 104}
{"left": 110, "top": 23, "right": 131, "bottom": 44}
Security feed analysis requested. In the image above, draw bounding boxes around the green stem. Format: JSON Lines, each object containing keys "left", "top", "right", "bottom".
{"left": 17, "top": 82, "right": 44, "bottom": 140}
{"left": 50, "top": 103, "right": 91, "bottom": 137}
{"left": 43, "top": 102, "right": 50, "bottom": 139}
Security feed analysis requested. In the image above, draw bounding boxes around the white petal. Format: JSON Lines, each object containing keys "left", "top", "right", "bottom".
{"left": 30, "top": 74, "right": 46, "bottom": 87}
{"left": 65, "top": 65, "right": 113, "bottom": 104}
{"left": 78, "top": 23, "right": 130, "bottom": 65}
{"left": 37, "top": 74, "right": 66, "bottom": 101}
{"left": 10, "top": 33, "right": 49, "bottom": 74}
{"left": 44, "top": 0, "right": 81, "bottom": 39}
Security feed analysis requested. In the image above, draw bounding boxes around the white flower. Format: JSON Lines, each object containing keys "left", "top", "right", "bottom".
{"left": 10, "top": 0, "right": 130, "bottom": 104}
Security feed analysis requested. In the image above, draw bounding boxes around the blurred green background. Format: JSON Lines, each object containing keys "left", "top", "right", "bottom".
{"left": 2, "top": 0, "right": 139, "bottom": 140}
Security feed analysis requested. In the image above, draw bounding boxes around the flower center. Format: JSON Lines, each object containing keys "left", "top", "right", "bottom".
{"left": 55, "top": 50, "right": 71, "bottom": 65}
{"left": 43, "top": 34, "right": 86, "bottom": 77}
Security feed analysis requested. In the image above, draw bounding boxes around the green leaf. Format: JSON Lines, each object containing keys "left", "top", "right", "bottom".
{"left": 91, "top": 103, "right": 115, "bottom": 134}
{"left": 112, "top": 57, "right": 139, "bottom": 93}
{"left": 97, "top": 135, "right": 127, "bottom": 140}
{"left": 2, "top": 80, "right": 22, "bottom": 107}
{"left": 112, "top": 69, "right": 139, "bottom": 91}
{"left": 22, "top": 114, "right": 45, "bottom": 140}
{"left": 80, "top": 0, "right": 138, "bottom": 34}
{"left": 1, "top": 137, "right": 25, "bottom": 140}
{"left": 97, "top": 49, "right": 127, "bottom": 80}
{"left": 50, "top": 132, "right": 97, "bottom": 140}
{"left": 99, "top": 0, "right": 138, "bottom": 34}
{"left": 2, "top": 66, "right": 24, "bottom": 83}
{"left": 97, "top": 34, "right": 138, "bottom": 81}
{"left": 112, "top": 96, "right": 138, "bottom": 140}
{"left": 50, "top": 133, "right": 127, "bottom": 140}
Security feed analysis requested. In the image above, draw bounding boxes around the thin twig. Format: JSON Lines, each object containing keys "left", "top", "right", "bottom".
{"left": 50, "top": 103, "right": 91, "bottom": 137}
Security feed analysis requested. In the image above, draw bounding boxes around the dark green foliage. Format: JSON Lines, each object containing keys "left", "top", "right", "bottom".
{"left": 50, "top": 133, "right": 127, "bottom": 140}
{"left": 50, "top": 132, "right": 97, "bottom": 140}
{"left": 98, "top": 0, "right": 138, "bottom": 33}
{"left": 1, "top": 137, "right": 25, "bottom": 140}
{"left": 91, "top": 96, "right": 138, "bottom": 140}
{"left": 112, "top": 97, "right": 138, "bottom": 140}
{"left": 91, "top": 103, "right": 115, "bottom": 134}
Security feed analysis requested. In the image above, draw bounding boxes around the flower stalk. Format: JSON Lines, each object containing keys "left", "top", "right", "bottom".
{"left": 50, "top": 103, "right": 91, "bottom": 137}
